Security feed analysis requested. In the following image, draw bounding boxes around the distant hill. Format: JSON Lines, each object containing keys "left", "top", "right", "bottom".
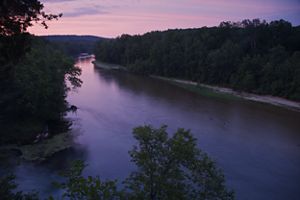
{"left": 42, "top": 35, "right": 107, "bottom": 57}
{"left": 42, "top": 35, "right": 105, "bottom": 42}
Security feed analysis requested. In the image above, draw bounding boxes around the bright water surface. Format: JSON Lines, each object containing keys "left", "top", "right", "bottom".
{"left": 8, "top": 57, "right": 300, "bottom": 199}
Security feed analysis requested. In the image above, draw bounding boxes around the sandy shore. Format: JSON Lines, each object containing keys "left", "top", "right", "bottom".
{"left": 92, "top": 61, "right": 127, "bottom": 71}
{"left": 152, "top": 76, "right": 300, "bottom": 112}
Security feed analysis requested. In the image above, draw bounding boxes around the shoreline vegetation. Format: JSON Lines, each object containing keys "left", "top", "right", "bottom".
{"left": 95, "top": 19, "right": 300, "bottom": 102}
{"left": 151, "top": 76, "right": 300, "bottom": 112}
{"left": 0, "top": 37, "right": 82, "bottom": 153}
{"left": 95, "top": 61, "right": 300, "bottom": 112}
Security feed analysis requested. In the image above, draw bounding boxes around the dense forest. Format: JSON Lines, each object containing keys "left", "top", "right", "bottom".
{"left": 0, "top": 34, "right": 104, "bottom": 144}
{"left": 0, "top": 36, "right": 81, "bottom": 144}
{"left": 0, "top": 1, "right": 82, "bottom": 144}
{"left": 95, "top": 19, "right": 300, "bottom": 101}
{"left": 43, "top": 35, "right": 103, "bottom": 57}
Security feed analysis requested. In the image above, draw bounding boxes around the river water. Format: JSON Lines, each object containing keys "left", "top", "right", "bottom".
{"left": 9, "top": 57, "right": 300, "bottom": 199}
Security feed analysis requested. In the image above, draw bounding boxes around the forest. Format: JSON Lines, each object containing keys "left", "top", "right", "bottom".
{"left": 0, "top": 35, "right": 82, "bottom": 144}
{"left": 95, "top": 19, "right": 300, "bottom": 101}
{"left": 0, "top": 0, "right": 82, "bottom": 144}
{"left": 44, "top": 35, "right": 104, "bottom": 57}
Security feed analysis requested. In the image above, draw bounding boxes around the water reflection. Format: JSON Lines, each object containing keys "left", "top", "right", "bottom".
{"left": 6, "top": 57, "right": 300, "bottom": 200}
{"left": 90, "top": 62, "right": 300, "bottom": 200}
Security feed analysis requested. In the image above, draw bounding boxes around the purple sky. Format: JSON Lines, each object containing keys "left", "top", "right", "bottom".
{"left": 29, "top": 0, "right": 300, "bottom": 37}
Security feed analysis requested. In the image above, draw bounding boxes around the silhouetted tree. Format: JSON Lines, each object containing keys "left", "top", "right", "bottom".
{"left": 51, "top": 125, "right": 234, "bottom": 200}
{"left": 0, "top": 0, "right": 61, "bottom": 36}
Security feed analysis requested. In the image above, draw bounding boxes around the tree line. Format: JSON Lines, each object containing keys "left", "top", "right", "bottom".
{"left": 44, "top": 35, "right": 103, "bottom": 57}
{"left": 95, "top": 19, "right": 300, "bottom": 101}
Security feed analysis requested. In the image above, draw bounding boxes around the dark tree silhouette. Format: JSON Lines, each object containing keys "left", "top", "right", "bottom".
{"left": 0, "top": 0, "right": 81, "bottom": 144}
{"left": 0, "top": 0, "right": 61, "bottom": 36}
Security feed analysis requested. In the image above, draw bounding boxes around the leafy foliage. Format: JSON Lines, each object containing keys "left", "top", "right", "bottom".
{"left": 52, "top": 160, "right": 123, "bottom": 200}
{"left": 1, "top": 125, "right": 233, "bottom": 199}
{"left": 0, "top": 0, "right": 75, "bottom": 144}
{"left": 0, "top": 0, "right": 61, "bottom": 36}
{"left": 0, "top": 0, "right": 61, "bottom": 84}
{"left": 95, "top": 19, "right": 300, "bottom": 100}
{"left": 0, "top": 37, "right": 82, "bottom": 144}
{"left": 0, "top": 174, "right": 38, "bottom": 200}
{"left": 124, "top": 125, "right": 234, "bottom": 200}
{"left": 53, "top": 125, "right": 234, "bottom": 200}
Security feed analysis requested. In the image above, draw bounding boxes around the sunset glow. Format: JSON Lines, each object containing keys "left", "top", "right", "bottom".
{"left": 30, "top": 0, "right": 300, "bottom": 37}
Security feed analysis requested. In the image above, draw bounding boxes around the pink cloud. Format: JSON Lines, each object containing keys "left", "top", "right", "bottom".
{"left": 30, "top": 0, "right": 300, "bottom": 37}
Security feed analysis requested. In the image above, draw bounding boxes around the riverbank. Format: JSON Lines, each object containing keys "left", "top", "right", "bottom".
{"left": 92, "top": 61, "right": 127, "bottom": 71}
{"left": 0, "top": 132, "right": 74, "bottom": 162}
{"left": 151, "top": 76, "right": 300, "bottom": 112}
{"left": 93, "top": 60, "right": 300, "bottom": 112}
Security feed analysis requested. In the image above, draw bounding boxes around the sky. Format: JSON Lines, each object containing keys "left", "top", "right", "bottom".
{"left": 29, "top": 0, "right": 300, "bottom": 37}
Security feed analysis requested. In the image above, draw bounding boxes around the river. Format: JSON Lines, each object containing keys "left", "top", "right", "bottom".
{"left": 8, "top": 57, "right": 300, "bottom": 199}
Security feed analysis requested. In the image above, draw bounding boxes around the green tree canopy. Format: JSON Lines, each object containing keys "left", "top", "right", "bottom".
{"left": 53, "top": 160, "right": 122, "bottom": 200}
{"left": 125, "top": 125, "right": 233, "bottom": 200}
{"left": 0, "top": 0, "right": 80, "bottom": 144}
